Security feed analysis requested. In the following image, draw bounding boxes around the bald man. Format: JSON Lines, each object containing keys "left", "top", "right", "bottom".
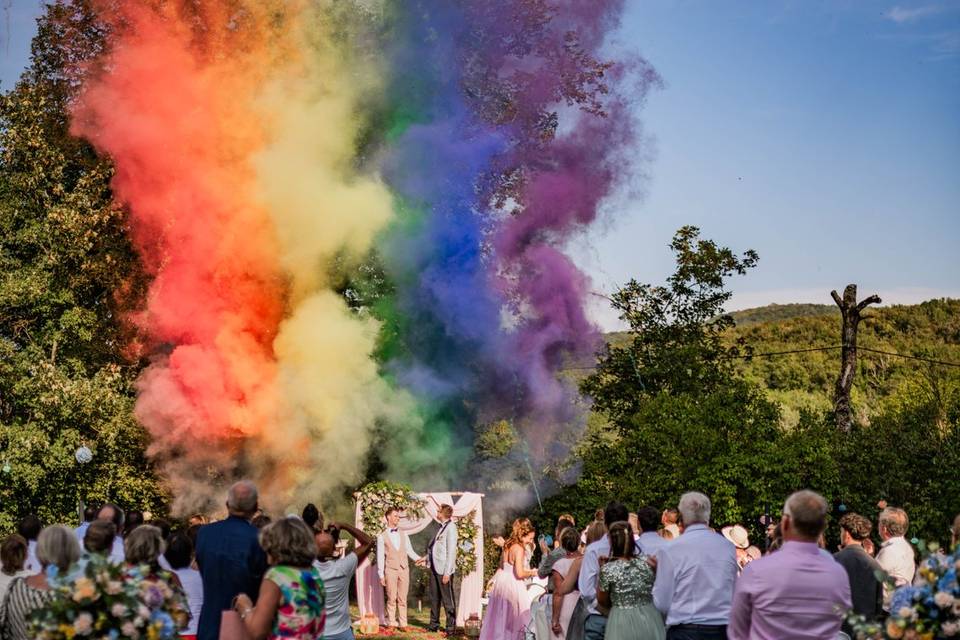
{"left": 315, "top": 522, "right": 375, "bottom": 640}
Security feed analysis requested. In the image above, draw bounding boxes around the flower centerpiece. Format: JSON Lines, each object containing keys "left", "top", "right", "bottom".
{"left": 30, "top": 556, "right": 190, "bottom": 640}
{"left": 456, "top": 509, "right": 479, "bottom": 576}
{"left": 357, "top": 480, "right": 427, "bottom": 539}
{"left": 847, "top": 541, "right": 959, "bottom": 639}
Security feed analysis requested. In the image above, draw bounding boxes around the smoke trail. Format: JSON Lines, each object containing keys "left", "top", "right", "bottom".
{"left": 71, "top": 0, "right": 411, "bottom": 513}
{"left": 371, "top": 0, "right": 658, "bottom": 493}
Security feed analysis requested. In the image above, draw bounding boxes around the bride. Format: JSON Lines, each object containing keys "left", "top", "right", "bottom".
{"left": 480, "top": 518, "right": 539, "bottom": 640}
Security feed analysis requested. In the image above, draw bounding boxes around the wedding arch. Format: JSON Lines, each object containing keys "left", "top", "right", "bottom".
{"left": 354, "top": 488, "right": 485, "bottom": 626}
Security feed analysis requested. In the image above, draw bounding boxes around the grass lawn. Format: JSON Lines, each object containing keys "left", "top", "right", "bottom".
{"left": 349, "top": 604, "right": 470, "bottom": 639}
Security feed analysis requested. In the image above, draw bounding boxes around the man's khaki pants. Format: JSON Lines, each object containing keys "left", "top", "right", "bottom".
{"left": 384, "top": 566, "right": 410, "bottom": 627}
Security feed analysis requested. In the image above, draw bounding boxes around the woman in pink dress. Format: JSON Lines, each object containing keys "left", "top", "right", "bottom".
{"left": 480, "top": 518, "right": 538, "bottom": 640}
{"left": 550, "top": 527, "right": 582, "bottom": 640}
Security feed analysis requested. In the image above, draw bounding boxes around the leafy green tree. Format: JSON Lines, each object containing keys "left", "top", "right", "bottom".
{"left": 0, "top": 1, "right": 164, "bottom": 531}
{"left": 581, "top": 226, "right": 758, "bottom": 428}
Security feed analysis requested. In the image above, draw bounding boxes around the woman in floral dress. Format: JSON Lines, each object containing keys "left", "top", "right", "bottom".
{"left": 234, "top": 518, "right": 326, "bottom": 639}
{"left": 597, "top": 523, "right": 665, "bottom": 640}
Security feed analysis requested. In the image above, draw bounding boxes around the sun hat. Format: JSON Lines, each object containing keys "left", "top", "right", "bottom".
{"left": 721, "top": 524, "right": 750, "bottom": 549}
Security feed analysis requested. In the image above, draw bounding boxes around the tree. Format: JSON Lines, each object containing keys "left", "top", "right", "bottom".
{"left": 0, "top": 1, "right": 165, "bottom": 530}
{"left": 581, "top": 226, "right": 758, "bottom": 428}
{"left": 831, "top": 284, "right": 881, "bottom": 431}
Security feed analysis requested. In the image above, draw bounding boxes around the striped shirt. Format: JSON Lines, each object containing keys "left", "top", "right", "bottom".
{"left": 0, "top": 577, "right": 54, "bottom": 640}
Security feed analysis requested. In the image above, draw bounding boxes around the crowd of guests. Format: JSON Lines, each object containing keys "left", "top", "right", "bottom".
{"left": 482, "top": 491, "right": 960, "bottom": 640}
{"left": 0, "top": 481, "right": 371, "bottom": 640}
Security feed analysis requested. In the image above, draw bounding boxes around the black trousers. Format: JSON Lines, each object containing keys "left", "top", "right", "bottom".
{"left": 428, "top": 569, "right": 456, "bottom": 631}
{"left": 666, "top": 625, "right": 728, "bottom": 640}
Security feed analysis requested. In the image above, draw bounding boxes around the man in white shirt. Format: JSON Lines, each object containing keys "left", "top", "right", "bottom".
{"left": 652, "top": 492, "right": 738, "bottom": 640}
{"left": 578, "top": 501, "right": 640, "bottom": 640}
{"left": 316, "top": 521, "right": 375, "bottom": 640}
{"left": 875, "top": 506, "right": 916, "bottom": 611}
{"left": 636, "top": 506, "right": 670, "bottom": 558}
{"left": 377, "top": 507, "right": 424, "bottom": 630}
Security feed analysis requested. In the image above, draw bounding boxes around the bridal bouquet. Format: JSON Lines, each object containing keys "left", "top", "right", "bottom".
{"left": 848, "top": 543, "right": 959, "bottom": 639}
{"left": 30, "top": 556, "right": 189, "bottom": 640}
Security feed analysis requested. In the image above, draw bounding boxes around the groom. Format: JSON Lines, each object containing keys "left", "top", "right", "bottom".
{"left": 426, "top": 504, "right": 458, "bottom": 633}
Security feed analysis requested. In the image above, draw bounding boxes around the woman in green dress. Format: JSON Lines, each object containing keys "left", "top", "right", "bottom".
{"left": 597, "top": 522, "right": 665, "bottom": 640}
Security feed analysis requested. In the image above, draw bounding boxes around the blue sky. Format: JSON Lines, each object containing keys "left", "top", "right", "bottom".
{"left": 2, "top": 1, "right": 958, "bottom": 330}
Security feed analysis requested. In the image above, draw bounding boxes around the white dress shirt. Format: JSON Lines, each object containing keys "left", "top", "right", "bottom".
{"left": 652, "top": 524, "right": 739, "bottom": 627}
{"left": 638, "top": 531, "right": 671, "bottom": 558}
{"left": 578, "top": 535, "right": 643, "bottom": 615}
{"left": 376, "top": 528, "right": 421, "bottom": 579}
{"left": 876, "top": 536, "right": 916, "bottom": 611}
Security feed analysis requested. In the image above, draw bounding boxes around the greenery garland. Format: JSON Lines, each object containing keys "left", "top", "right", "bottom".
{"left": 456, "top": 509, "right": 479, "bottom": 576}
{"left": 356, "top": 480, "right": 426, "bottom": 541}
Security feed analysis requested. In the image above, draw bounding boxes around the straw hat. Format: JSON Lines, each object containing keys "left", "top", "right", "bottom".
{"left": 721, "top": 525, "right": 750, "bottom": 549}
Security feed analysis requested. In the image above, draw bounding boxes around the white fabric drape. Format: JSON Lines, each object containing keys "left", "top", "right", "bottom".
{"left": 355, "top": 492, "right": 484, "bottom": 626}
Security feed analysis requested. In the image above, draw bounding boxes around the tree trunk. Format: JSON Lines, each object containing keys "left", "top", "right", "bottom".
{"left": 831, "top": 284, "right": 881, "bottom": 432}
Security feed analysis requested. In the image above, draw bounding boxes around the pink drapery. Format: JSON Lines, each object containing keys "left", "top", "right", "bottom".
{"left": 355, "top": 492, "right": 484, "bottom": 627}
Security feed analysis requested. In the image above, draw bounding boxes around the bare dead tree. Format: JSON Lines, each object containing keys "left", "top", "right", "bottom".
{"left": 831, "top": 284, "right": 881, "bottom": 431}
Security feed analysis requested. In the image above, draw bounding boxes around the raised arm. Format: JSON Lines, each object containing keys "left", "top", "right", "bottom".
{"left": 334, "top": 522, "right": 376, "bottom": 562}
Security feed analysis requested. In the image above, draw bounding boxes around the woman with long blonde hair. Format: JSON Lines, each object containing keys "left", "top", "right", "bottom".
{"left": 480, "top": 518, "right": 538, "bottom": 640}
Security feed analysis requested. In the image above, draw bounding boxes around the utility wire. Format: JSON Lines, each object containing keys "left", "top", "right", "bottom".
{"left": 561, "top": 345, "right": 960, "bottom": 370}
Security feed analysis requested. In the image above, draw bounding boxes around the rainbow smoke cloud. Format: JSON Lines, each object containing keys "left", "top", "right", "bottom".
{"left": 371, "top": 0, "right": 658, "bottom": 488}
{"left": 69, "top": 0, "right": 656, "bottom": 511}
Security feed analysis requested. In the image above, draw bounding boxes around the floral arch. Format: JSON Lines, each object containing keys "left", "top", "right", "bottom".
{"left": 354, "top": 484, "right": 485, "bottom": 626}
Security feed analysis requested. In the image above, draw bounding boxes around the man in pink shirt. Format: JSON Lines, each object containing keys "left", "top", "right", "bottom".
{"left": 728, "top": 490, "right": 851, "bottom": 640}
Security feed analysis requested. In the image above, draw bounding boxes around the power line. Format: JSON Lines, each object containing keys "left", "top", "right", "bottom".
{"left": 561, "top": 344, "right": 960, "bottom": 371}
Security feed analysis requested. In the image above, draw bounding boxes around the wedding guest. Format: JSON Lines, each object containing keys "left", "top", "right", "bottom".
{"left": 862, "top": 538, "right": 876, "bottom": 557}
{"left": 728, "top": 490, "right": 851, "bottom": 640}
{"left": 834, "top": 513, "right": 883, "bottom": 636}
{"left": 598, "top": 522, "right": 665, "bottom": 640}
{"left": 0, "top": 525, "right": 80, "bottom": 640}
{"left": 876, "top": 506, "right": 916, "bottom": 611}
{"left": 652, "top": 492, "right": 737, "bottom": 640}
{"left": 376, "top": 507, "right": 423, "bottom": 630}
{"left": 315, "top": 521, "right": 375, "bottom": 640}
{"left": 426, "top": 504, "right": 459, "bottom": 634}
{"left": 233, "top": 518, "right": 325, "bottom": 639}
{"left": 74, "top": 504, "right": 98, "bottom": 543}
{"left": 126, "top": 525, "right": 182, "bottom": 587}
{"left": 583, "top": 521, "right": 607, "bottom": 547}
{"left": 721, "top": 525, "right": 751, "bottom": 573}
{"left": 16, "top": 515, "right": 41, "bottom": 575}
{"left": 579, "top": 501, "right": 638, "bottom": 640}
{"left": 658, "top": 528, "right": 674, "bottom": 541}
{"left": 124, "top": 510, "right": 145, "bottom": 538}
{"left": 0, "top": 535, "right": 30, "bottom": 603}
{"left": 302, "top": 504, "right": 322, "bottom": 533}
{"left": 188, "top": 514, "right": 208, "bottom": 527}
{"left": 163, "top": 532, "right": 202, "bottom": 640}
{"left": 196, "top": 480, "right": 268, "bottom": 640}
{"left": 97, "top": 503, "right": 126, "bottom": 563}
{"left": 766, "top": 523, "right": 784, "bottom": 554}
{"left": 952, "top": 513, "right": 960, "bottom": 551}
{"left": 550, "top": 527, "right": 583, "bottom": 640}
{"left": 661, "top": 508, "right": 681, "bottom": 539}
{"left": 636, "top": 506, "right": 670, "bottom": 558}
{"left": 252, "top": 513, "right": 273, "bottom": 530}
{"left": 83, "top": 520, "right": 117, "bottom": 557}
{"left": 539, "top": 516, "right": 576, "bottom": 584}
{"left": 480, "top": 518, "right": 538, "bottom": 640}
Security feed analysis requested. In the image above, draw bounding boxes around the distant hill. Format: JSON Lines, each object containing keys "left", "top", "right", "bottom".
{"left": 728, "top": 303, "right": 837, "bottom": 326}
{"left": 587, "top": 299, "right": 960, "bottom": 428}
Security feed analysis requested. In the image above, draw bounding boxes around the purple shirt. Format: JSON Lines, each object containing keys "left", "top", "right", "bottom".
{"left": 728, "top": 541, "right": 852, "bottom": 640}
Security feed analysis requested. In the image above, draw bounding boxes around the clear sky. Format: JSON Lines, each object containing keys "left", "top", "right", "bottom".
{"left": 2, "top": 1, "right": 958, "bottom": 331}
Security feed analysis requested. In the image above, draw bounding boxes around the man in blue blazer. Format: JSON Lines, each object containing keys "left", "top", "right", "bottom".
{"left": 195, "top": 480, "right": 268, "bottom": 640}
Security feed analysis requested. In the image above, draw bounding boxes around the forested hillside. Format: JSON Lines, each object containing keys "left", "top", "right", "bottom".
{"left": 728, "top": 299, "right": 960, "bottom": 427}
